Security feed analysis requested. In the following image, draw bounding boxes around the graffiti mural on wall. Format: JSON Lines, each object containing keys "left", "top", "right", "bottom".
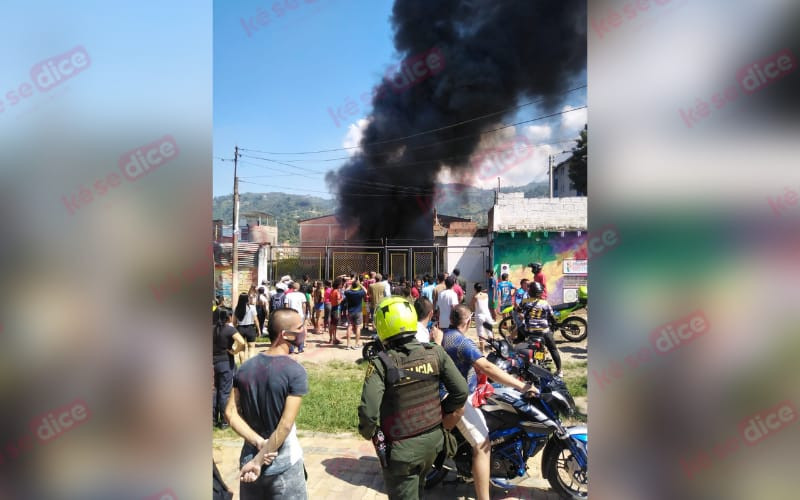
{"left": 493, "top": 231, "right": 587, "bottom": 303}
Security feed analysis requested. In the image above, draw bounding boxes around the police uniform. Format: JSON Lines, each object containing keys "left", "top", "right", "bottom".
{"left": 358, "top": 339, "right": 468, "bottom": 500}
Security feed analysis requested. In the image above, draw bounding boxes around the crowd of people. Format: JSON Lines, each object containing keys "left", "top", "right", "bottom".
{"left": 211, "top": 263, "right": 561, "bottom": 499}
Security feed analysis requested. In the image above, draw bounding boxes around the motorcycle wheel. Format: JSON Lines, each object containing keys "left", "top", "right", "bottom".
{"left": 558, "top": 317, "right": 587, "bottom": 342}
{"left": 498, "top": 316, "right": 515, "bottom": 339}
{"left": 543, "top": 441, "right": 588, "bottom": 499}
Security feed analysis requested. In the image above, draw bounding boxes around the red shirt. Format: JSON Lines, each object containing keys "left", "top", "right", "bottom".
{"left": 411, "top": 286, "right": 420, "bottom": 299}
{"left": 534, "top": 272, "right": 548, "bottom": 299}
{"left": 453, "top": 284, "right": 464, "bottom": 303}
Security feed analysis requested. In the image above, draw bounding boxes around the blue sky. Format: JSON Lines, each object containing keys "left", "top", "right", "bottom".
{"left": 213, "top": 0, "right": 587, "bottom": 199}
{"left": 2, "top": 1, "right": 210, "bottom": 137}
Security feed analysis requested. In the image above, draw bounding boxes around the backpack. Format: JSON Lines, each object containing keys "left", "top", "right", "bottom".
{"left": 270, "top": 291, "right": 285, "bottom": 311}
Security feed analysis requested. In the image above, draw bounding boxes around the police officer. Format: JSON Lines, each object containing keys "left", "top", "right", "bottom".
{"left": 358, "top": 297, "right": 468, "bottom": 500}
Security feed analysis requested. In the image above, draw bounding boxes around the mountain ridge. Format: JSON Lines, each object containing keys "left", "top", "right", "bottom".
{"left": 212, "top": 180, "right": 549, "bottom": 244}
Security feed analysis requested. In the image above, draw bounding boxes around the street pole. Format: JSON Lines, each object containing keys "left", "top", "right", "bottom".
{"left": 232, "top": 145, "right": 240, "bottom": 304}
{"left": 549, "top": 155, "right": 554, "bottom": 199}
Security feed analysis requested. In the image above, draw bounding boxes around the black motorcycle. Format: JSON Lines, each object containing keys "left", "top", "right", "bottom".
{"left": 425, "top": 324, "right": 588, "bottom": 498}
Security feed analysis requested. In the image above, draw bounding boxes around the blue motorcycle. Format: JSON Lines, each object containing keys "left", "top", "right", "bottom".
{"left": 425, "top": 326, "right": 588, "bottom": 498}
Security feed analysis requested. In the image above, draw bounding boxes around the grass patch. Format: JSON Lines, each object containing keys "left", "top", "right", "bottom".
{"left": 562, "top": 360, "right": 587, "bottom": 398}
{"left": 213, "top": 360, "right": 367, "bottom": 439}
{"left": 296, "top": 360, "right": 367, "bottom": 433}
{"left": 213, "top": 359, "right": 588, "bottom": 437}
{"left": 213, "top": 425, "right": 239, "bottom": 441}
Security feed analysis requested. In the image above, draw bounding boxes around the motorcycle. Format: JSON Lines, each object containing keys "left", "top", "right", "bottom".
{"left": 550, "top": 285, "right": 588, "bottom": 342}
{"left": 425, "top": 324, "right": 588, "bottom": 499}
{"left": 489, "top": 319, "right": 552, "bottom": 372}
{"left": 498, "top": 285, "right": 587, "bottom": 343}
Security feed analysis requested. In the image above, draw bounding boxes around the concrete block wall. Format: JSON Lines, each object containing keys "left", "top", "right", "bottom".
{"left": 492, "top": 192, "right": 587, "bottom": 232}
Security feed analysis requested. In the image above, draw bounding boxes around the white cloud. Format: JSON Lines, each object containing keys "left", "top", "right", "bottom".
{"left": 560, "top": 104, "right": 587, "bottom": 132}
{"left": 342, "top": 118, "right": 369, "bottom": 155}
{"left": 437, "top": 126, "right": 558, "bottom": 190}
{"left": 522, "top": 124, "right": 552, "bottom": 142}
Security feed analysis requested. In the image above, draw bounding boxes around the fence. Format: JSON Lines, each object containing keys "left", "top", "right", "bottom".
{"left": 264, "top": 245, "right": 489, "bottom": 284}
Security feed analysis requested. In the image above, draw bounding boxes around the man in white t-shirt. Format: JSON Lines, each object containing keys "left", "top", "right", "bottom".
{"left": 436, "top": 276, "right": 460, "bottom": 329}
{"left": 283, "top": 282, "right": 307, "bottom": 354}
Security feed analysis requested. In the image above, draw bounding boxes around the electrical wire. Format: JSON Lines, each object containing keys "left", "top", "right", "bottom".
{"left": 239, "top": 85, "right": 586, "bottom": 155}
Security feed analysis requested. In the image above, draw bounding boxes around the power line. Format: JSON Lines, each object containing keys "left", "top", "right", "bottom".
{"left": 239, "top": 87, "right": 586, "bottom": 155}
{"left": 239, "top": 106, "right": 584, "bottom": 170}
{"left": 239, "top": 180, "right": 436, "bottom": 197}
{"left": 273, "top": 137, "right": 578, "bottom": 167}
{"left": 234, "top": 135, "right": 579, "bottom": 194}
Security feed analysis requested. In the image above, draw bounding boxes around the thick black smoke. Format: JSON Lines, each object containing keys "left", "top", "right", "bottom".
{"left": 326, "top": 0, "right": 586, "bottom": 243}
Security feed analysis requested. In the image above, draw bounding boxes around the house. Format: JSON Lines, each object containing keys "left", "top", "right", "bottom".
{"left": 553, "top": 159, "right": 585, "bottom": 197}
{"left": 488, "top": 193, "right": 587, "bottom": 304}
{"left": 212, "top": 211, "right": 277, "bottom": 303}
{"left": 293, "top": 210, "right": 484, "bottom": 281}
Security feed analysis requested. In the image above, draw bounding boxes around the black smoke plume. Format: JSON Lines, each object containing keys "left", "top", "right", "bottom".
{"left": 326, "top": 0, "right": 586, "bottom": 243}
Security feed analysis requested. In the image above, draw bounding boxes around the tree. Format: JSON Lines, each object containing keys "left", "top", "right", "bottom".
{"left": 567, "top": 124, "right": 587, "bottom": 195}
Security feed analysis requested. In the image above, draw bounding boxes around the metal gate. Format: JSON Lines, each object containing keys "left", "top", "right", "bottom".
{"left": 413, "top": 251, "right": 433, "bottom": 278}
{"left": 332, "top": 251, "right": 380, "bottom": 278}
{"left": 390, "top": 252, "right": 407, "bottom": 279}
{"left": 262, "top": 245, "right": 489, "bottom": 282}
{"left": 273, "top": 252, "right": 322, "bottom": 281}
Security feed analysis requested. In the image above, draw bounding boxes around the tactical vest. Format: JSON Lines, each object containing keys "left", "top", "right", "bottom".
{"left": 377, "top": 345, "right": 443, "bottom": 441}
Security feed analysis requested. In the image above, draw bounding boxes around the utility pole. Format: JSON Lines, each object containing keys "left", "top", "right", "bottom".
{"left": 232, "top": 145, "right": 241, "bottom": 304}
{"left": 548, "top": 155, "right": 554, "bottom": 199}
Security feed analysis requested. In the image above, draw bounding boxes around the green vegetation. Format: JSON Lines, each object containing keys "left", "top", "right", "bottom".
{"left": 297, "top": 360, "right": 367, "bottom": 433}
{"left": 212, "top": 181, "right": 549, "bottom": 244}
{"left": 212, "top": 358, "right": 588, "bottom": 439}
{"left": 562, "top": 361, "right": 588, "bottom": 398}
{"left": 213, "top": 360, "right": 366, "bottom": 440}
{"left": 213, "top": 192, "right": 335, "bottom": 244}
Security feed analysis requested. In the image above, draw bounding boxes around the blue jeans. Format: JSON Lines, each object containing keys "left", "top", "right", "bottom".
{"left": 239, "top": 458, "right": 307, "bottom": 500}
{"left": 288, "top": 328, "right": 306, "bottom": 353}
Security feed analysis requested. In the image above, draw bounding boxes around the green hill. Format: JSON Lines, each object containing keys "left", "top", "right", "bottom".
{"left": 213, "top": 181, "right": 549, "bottom": 244}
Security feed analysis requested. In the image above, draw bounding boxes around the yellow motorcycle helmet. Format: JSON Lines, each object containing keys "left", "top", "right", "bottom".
{"left": 374, "top": 297, "right": 418, "bottom": 342}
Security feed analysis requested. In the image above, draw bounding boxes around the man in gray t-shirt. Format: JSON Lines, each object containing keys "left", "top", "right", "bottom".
{"left": 226, "top": 309, "right": 309, "bottom": 500}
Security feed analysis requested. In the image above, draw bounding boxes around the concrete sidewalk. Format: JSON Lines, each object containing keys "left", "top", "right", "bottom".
{"left": 213, "top": 432, "right": 562, "bottom": 499}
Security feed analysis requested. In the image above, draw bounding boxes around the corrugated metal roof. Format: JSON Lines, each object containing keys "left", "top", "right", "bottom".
{"left": 214, "top": 242, "right": 261, "bottom": 267}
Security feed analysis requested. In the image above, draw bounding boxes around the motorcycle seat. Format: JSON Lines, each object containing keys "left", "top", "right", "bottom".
{"left": 552, "top": 301, "right": 579, "bottom": 312}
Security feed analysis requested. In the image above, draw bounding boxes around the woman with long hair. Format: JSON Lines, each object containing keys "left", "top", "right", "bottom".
{"left": 234, "top": 292, "right": 260, "bottom": 362}
{"left": 212, "top": 308, "right": 245, "bottom": 428}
